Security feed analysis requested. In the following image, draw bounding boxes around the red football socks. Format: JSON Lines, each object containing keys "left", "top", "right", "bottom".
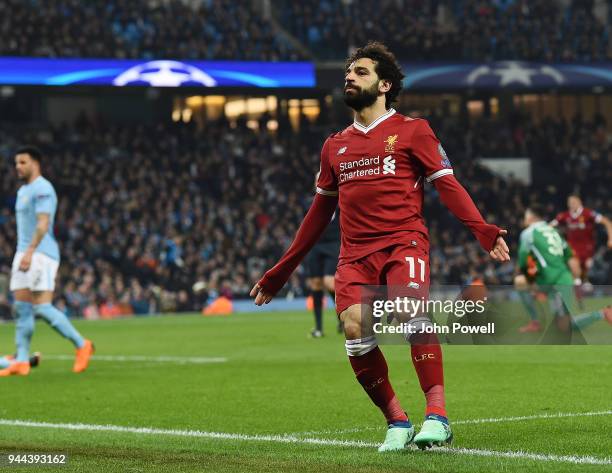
{"left": 411, "top": 341, "right": 447, "bottom": 417}
{"left": 349, "top": 347, "right": 408, "bottom": 423}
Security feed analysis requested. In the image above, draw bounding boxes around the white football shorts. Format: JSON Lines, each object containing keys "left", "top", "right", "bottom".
{"left": 10, "top": 251, "right": 59, "bottom": 292}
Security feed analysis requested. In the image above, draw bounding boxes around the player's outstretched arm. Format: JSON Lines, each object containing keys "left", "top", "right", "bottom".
{"left": 599, "top": 215, "right": 612, "bottom": 248}
{"left": 250, "top": 193, "right": 338, "bottom": 306}
{"left": 433, "top": 174, "right": 510, "bottom": 262}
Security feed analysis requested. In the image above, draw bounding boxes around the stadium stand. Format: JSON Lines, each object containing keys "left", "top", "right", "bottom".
{"left": 1, "top": 0, "right": 609, "bottom": 62}
{"left": 1, "top": 111, "right": 610, "bottom": 316}
{"left": 276, "top": 0, "right": 611, "bottom": 61}
{"left": 0, "top": 0, "right": 303, "bottom": 61}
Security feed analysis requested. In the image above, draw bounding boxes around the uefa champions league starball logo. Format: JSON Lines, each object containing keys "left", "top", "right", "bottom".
{"left": 112, "top": 60, "right": 217, "bottom": 87}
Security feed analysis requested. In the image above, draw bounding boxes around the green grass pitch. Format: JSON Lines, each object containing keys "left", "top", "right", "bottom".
{"left": 0, "top": 309, "right": 611, "bottom": 472}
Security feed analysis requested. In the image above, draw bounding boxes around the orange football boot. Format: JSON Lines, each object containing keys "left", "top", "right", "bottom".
{"left": 518, "top": 320, "right": 542, "bottom": 333}
{"left": 0, "top": 361, "right": 30, "bottom": 376}
{"left": 73, "top": 339, "right": 95, "bottom": 373}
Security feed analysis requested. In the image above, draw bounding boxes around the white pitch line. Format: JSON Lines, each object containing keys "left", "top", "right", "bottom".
{"left": 453, "top": 409, "right": 612, "bottom": 425}
{"left": 289, "top": 410, "right": 612, "bottom": 437}
{"left": 42, "top": 355, "right": 227, "bottom": 364}
{"left": 0, "top": 418, "right": 610, "bottom": 466}
{"left": 433, "top": 446, "right": 612, "bottom": 466}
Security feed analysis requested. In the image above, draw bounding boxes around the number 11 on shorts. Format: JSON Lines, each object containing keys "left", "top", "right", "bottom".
{"left": 405, "top": 256, "right": 425, "bottom": 282}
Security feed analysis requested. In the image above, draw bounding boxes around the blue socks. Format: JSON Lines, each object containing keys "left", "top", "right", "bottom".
{"left": 571, "top": 310, "right": 604, "bottom": 329}
{"left": 425, "top": 413, "right": 449, "bottom": 425}
{"left": 389, "top": 419, "right": 413, "bottom": 429}
{"left": 518, "top": 290, "right": 538, "bottom": 321}
{"left": 0, "top": 356, "right": 11, "bottom": 369}
{"left": 12, "top": 302, "right": 84, "bottom": 361}
{"left": 14, "top": 301, "right": 34, "bottom": 362}
{"left": 34, "top": 303, "right": 85, "bottom": 348}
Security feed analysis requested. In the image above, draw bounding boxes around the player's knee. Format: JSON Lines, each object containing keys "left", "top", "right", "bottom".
{"left": 514, "top": 274, "right": 528, "bottom": 289}
{"left": 33, "top": 303, "right": 62, "bottom": 327}
{"left": 556, "top": 316, "right": 571, "bottom": 333}
{"left": 13, "top": 289, "right": 32, "bottom": 303}
{"left": 343, "top": 318, "right": 362, "bottom": 339}
{"left": 323, "top": 276, "right": 335, "bottom": 292}
{"left": 308, "top": 278, "right": 323, "bottom": 291}
{"left": 340, "top": 306, "right": 364, "bottom": 339}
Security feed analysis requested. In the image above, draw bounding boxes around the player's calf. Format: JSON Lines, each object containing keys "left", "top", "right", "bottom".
{"left": 14, "top": 301, "right": 34, "bottom": 363}
{"left": 34, "top": 303, "right": 85, "bottom": 348}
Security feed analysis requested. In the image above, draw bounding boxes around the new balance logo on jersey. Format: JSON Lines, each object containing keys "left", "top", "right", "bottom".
{"left": 382, "top": 155, "right": 396, "bottom": 175}
{"left": 337, "top": 146, "right": 347, "bottom": 155}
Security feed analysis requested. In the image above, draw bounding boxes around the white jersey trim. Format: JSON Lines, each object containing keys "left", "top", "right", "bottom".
{"left": 570, "top": 207, "right": 584, "bottom": 219}
{"left": 316, "top": 187, "right": 338, "bottom": 197}
{"left": 425, "top": 168, "right": 454, "bottom": 183}
{"left": 353, "top": 108, "right": 396, "bottom": 134}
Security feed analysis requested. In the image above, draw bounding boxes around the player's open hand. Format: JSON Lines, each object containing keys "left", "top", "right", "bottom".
{"left": 489, "top": 229, "right": 510, "bottom": 262}
{"left": 250, "top": 283, "right": 273, "bottom": 306}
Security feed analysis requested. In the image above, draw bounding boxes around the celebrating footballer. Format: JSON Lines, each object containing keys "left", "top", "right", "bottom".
{"left": 251, "top": 42, "right": 510, "bottom": 451}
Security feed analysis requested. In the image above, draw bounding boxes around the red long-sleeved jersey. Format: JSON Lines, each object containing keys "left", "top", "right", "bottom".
{"left": 259, "top": 109, "right": 501, "bottom": 295}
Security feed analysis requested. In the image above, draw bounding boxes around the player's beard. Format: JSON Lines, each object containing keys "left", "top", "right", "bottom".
{"left": 343, "top": 81, "right": 380, "bottom": 112}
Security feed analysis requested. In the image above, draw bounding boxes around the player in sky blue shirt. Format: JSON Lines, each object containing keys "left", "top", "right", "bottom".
{"left": 0, "top": 146, "right": 94, "bottom": 376}
{"left": 15, "top": 175, "right": 60, "bottom": 261}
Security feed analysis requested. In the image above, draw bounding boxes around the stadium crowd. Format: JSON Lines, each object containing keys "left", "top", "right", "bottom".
{"left": 278, "top": 0, "right": 611, "bottom": 61}
{"left": 0, "top": 115, "right": 321, "bottom": 318}
{"left": 0, "top": 0, "right": 302, "bottom": 61}
{"left": 1, "top": 0, "right": 609, "bottom": 62}
{"left": 0, "top": 109, "right": 610, "bottom": 317}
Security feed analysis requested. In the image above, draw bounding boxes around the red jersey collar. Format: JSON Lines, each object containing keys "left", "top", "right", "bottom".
{"left": 352, "top": 108, "right": 396, "bottom": 134}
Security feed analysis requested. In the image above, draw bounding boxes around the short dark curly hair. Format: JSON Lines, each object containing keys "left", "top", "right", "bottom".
{"left": 15, "top": 145, "right": 43, "bottom": 164}
{"left": 345, "top": 42, "right": 405, "bottom": 109}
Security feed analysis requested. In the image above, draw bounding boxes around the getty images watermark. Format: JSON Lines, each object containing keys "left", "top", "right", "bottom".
{"left": 358, "top": 285, "right": 612, "bottom": 345}
{"left": 372, "top": 296, "right": 492, "bottom": 335}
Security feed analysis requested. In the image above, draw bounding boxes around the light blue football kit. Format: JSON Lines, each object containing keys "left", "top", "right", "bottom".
{"left": 15, "top": 176, "right": 60, "bottom": 260}
{"left": 10, "top": 176, "right": 84, "bottom": 363}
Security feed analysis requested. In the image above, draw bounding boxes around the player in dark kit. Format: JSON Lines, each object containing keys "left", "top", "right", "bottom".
{"left": 250, "top": 42, "right": 509, "bottom": 451}
{"left": 305, "top": 172, "right": 341, "bottom": 338}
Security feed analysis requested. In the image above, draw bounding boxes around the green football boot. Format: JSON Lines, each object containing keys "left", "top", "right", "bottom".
{"left": 377, "top": 421, "right": 415, "bottom": 452}
{"left": 413, "top": 414, "right": 453, "bottom": 450}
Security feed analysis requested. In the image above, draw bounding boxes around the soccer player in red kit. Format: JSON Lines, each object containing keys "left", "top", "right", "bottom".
{"left": 552, "top": 195, "right": 612, "bottom": 283}
{"left": 250, "top": 42, "right": 510, "bottom": 451}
